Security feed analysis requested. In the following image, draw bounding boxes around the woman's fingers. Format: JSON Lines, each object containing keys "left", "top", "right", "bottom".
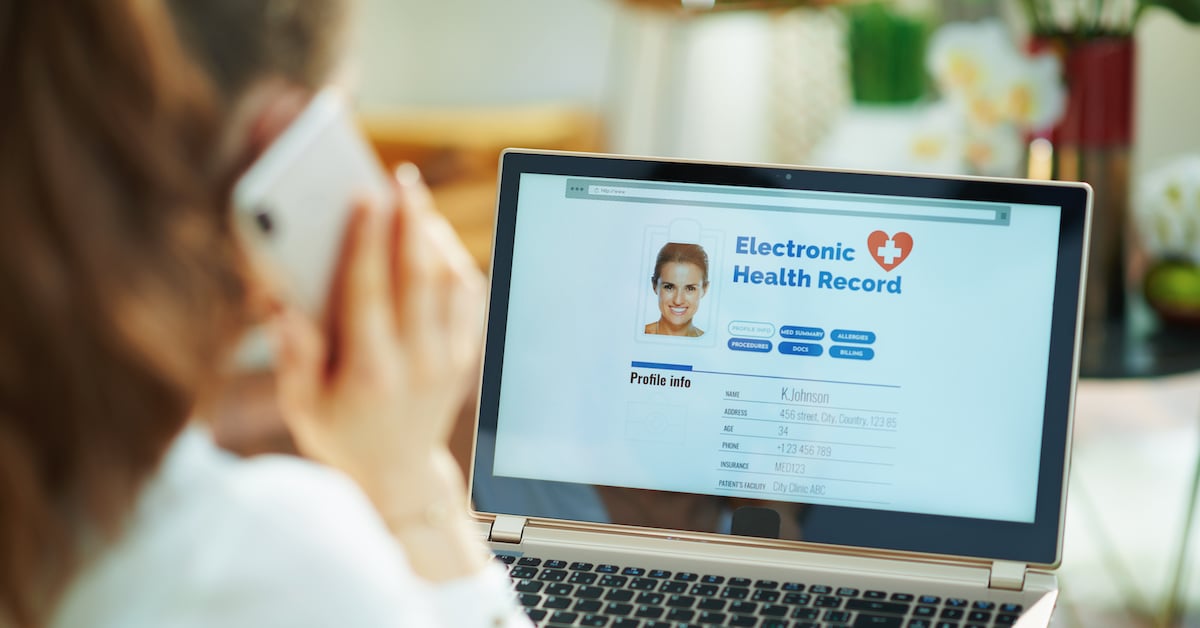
{"left": 271, "top": 306, "right": 324, "bottom": 425}
{"left": 327, "top": 199, "right": 394, "bottom": 378}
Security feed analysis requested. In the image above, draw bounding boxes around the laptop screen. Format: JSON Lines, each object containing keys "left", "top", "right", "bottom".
{"left": 474, "top": 151, "right": 1089, "bottom": 566}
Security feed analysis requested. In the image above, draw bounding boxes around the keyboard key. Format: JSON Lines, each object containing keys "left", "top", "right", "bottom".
{"left": 934, "top": 622, "right": 960, "bottom": 628}
{"left": 604, "top": 589, "right": 635, "bottom": 602}
{"left": 576, "top": 585, "right": 604, "bottom": 600}
{"left": 792, "top": 607, "right": 819, "bottom": 620}
{"left": 864, "top": 590, "right": 887, "bottom": 599}
{"left": 824, "top": 610, "right": 852, "bottom": 622}
{"left": 630, "top": 577, "right": 658, "bottom": 591}
{"left": 574, "top": 599, "right": 602, "bottom": 613}
{"left": 597, "top": 564, "right": 620, "bottom": 574}
{"left": 545, "top": 559, "right": 568, "bottom": 569}
{"left": 634, "top": 605, "right": 664, "bottom": 619}
{"left": 946, "top": 598, "right": 968, "bottom": 608}
{"left": 762, "top": 620, "right": 789, "bottom": 628}
{"left": 973, "top": 601, "right": 995, "bottom": 611}
{"left": 967, "top": 611, "right": 992, "bottom": 622}
{"left": 782, "top": 582, "right": 806, "bottom": 592}
{"left": 666, "top": 594, "right": 696, "bottom": 608}
{"left": 697, "top": 598, "right": 726, "bottom": 611}
{"left": 919, "top": 595, "right": 941, "bottom": 605}
{"left": 699, "top": 611, "right": 727, "bottom": 624}
{"left": 729, "top": 577, "right": 752, "bottom": 587}
{"left": 702, "top": 575, "right": 726, "bottom": 585}
{"left": 755, "top": 579, "right": 780, "bottom": 589}
{"left": 907, "top": 620, "right": 931, "bottom": 628}
{"left": 721, "top": 586, "right": 750, "bottom": 600}
{"left": 838, "top": 587, "right": 861, "bottom": 597}
{"left": 729, "top": 616, "right": 758, "bottom": 627}
{"left": 569, "top": 571, "right": 598, "bottom": 585}
{"left": 996, "top": 614, "right": 1019, "bottom": 625}
{"left": 611, "top": 620, "right": 641, "bottom": 628}
{"left": 546, "top": 583, "right": 574, "bottom": 596}
{"left": 751, "top": 589, "right": 780, "bottom": 602}
{"left": 570, "top": 561, "right": 594, "bottom": 571}
{"left": 518, "top": 593, "right": 542, "bottom": 607}
{"left": 891, "top": 593, "right": 915, "bottom": 602}
{"left": 675, "top": 572, "right": 699, "bottom": 582}
{"left": 690, "top": 584, "right": 719, "bottom": 597}
{"left": 579, "top": 614, "right": 609, "bottom": 626}
{"left": 539, "top": 569, "right": 568, "bottom": 582}
{"left": 544, "top": 596, "right": 572, "bottom": 609}
{"left": 510, "top": 566, "right": 537, "bottom": 579}
{"left": 913, "top": 606, "right": 937, "bottom": 617}
{"left": 810, "top": 584, "right": 833, "bottom": 594}
{"left": 1000, "top": 603, "right": 1023, "bottom": 614}
{"left": 783, "top": 592, "right": 811, "bottom": 605}
{"left": 599, "top": 575, "right": 628, "bottom": 588}
{"left": 854, "top": 615, "right": 903, "bottom": 628}
{"left": 940, "top": 608, "right": 964, "bottom": 619}
{"left": 623, "top": 567, "right": 647, "bottom": 577}
{"left": 604, "top": 602, "right": 634, "bottom": 616}
{"left": 548, "top": 610, "right": 578, "bottom": 625}
{"left": 728, "top": 601, "right": 758, "bottom": 614}
{"left": 496, "top": 554, "right": 517, "bottom": 564}
{"left": 635, "top": 592, "right": 664, "bottom": 606}
{"left": 644, "top": 623, "right": 671, "bottom": 628}
{"left": 525, "top": 608, "right": 547, "bottom": 622}
{"left": 815, "top": 595, "right": 843, "bottom": 608}
{"left": 648, "top": 569, "right": 671, "bottom": 579}
{"left": 761, "top": 604, "right": 789, "bottom": 617}
{"left": 515, "top": 579, "right": 543, "bottom": 593}
{"left": 846, "top": 599, "right": 911, "bottom": 615}
{"left": 665, "top": 608, "right": 695, "bottom": 622}
{"left": 517, "top": 557, "right": 543, "bottom": 567}
{"left": 659, "top": 581, "right": 687, "bottom": 594}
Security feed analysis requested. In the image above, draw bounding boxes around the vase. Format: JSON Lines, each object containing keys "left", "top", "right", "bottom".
{"left": 1031, "top": 35, "right": 1135, "bottom": 375}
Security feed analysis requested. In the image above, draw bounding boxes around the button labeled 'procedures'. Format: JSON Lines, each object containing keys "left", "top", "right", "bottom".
{"left": 728, "top": 338, "right": 772, "bottom": 353}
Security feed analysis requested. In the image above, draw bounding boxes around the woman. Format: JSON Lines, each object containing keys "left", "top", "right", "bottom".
{"left": 645, "top": 242, "right": 710, "bottom": 337}
{"left": 0, "top": 2, "right": 525, "bottom": 626}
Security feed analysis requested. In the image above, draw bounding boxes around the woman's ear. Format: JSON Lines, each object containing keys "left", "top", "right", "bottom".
{"left": 217, "top": 80, "right": 313, "bottom": 183}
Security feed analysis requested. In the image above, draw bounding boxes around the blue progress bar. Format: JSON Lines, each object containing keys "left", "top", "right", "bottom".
{"left": 630, "top": 361, "right": 693, "bottom": 372}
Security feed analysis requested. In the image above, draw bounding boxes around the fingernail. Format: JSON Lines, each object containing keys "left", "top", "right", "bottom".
{"left": 394, "top": 162, "right": 422, "bottom": 187}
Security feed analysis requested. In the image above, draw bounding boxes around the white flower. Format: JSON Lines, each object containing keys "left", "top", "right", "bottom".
{"left": 1136, "top": 155, "right": 1200, "bottom": 263}
{"left": 926, "top": 19, "right": 1020, "bottom": 101}
{"left": 963, "top": 123, "right": 1024, "bottom": 177}
{"left": 999, "top": 53, "right": 1066, "bottom": 133}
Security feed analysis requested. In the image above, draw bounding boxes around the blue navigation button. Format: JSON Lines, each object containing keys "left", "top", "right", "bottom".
{"left": 829, "top": 345, "right": 875, "bottom": 360}
{"left": 778, "top": 341, "right": 823, "bottom": 357}
{"left": 728, "top": 337, "right": 772, "bottom": 353}
{"left": 830, "top": 329, "right": 876, "bottom": 344}
{"left": 779, "top": 326, "right": 825, "bottom": 341}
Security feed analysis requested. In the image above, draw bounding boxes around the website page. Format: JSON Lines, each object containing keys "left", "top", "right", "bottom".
{"left": 491, "top": 173, "right": 1061, "bottom": 524}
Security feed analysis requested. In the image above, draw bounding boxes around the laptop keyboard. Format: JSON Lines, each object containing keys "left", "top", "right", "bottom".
{"left": 497, "top": 554, "right": 1024, "bottom": 628}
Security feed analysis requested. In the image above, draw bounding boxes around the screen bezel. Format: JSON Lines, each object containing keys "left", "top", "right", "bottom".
{"left": 472, "top": 149, "right": 1089, "bottom": 567}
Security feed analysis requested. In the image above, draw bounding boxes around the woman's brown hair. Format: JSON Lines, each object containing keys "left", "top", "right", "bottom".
{"left": 0, "top": 2, "right": 249, "bottom": 625}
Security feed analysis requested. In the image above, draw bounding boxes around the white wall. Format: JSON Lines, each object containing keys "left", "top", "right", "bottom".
{"left": 349, "top": 0, "right": 1200, "bottom": 176}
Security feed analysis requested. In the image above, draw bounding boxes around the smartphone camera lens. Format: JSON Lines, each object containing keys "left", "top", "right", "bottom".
{"left": 253, "top": 207, "right": 275, "bottom": 235}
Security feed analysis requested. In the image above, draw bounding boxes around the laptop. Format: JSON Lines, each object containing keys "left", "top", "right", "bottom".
{"left": 471, "top": 149, "right": 1092, "bottom": 628}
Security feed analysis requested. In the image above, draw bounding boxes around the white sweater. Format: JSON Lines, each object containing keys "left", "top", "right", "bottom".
{"left": 52, "top": 425, "right": 529, "bottom": 628}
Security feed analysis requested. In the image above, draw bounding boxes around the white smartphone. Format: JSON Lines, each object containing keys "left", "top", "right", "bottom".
{"left": 232, "top": 88, "right": 392, "bottom": 318}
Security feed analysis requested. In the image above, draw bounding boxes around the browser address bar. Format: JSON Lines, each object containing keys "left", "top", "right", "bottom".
{"left": 586, "top": 184, "right": 998, "bottom": 221}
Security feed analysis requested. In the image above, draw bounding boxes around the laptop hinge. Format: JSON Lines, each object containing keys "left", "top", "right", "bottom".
{"left": 989, "top": 561, "right": 1027, "bottom": 591}
{"left": 488, "top": 515, "right": 527, "bottom": 544}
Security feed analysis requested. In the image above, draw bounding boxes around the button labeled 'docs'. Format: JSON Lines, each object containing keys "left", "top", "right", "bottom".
{"left": 778, "top": 342, "right": 823, "bottom": 357}
{"left": 829, "top": 345, "right": 875, "bottom": 360}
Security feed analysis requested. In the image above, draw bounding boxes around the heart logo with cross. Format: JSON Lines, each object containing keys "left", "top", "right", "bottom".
{"left": 867, "top": 231, "right": 913, "bottom": 272}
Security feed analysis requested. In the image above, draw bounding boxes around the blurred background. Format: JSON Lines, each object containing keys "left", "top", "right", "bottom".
{"left": 224, "top": 1, "right": 1200, "bottom": 626}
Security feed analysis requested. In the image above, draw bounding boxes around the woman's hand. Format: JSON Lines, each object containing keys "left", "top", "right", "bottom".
{"left": 272, "top": 164, "right": 485, "bottom": 533}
